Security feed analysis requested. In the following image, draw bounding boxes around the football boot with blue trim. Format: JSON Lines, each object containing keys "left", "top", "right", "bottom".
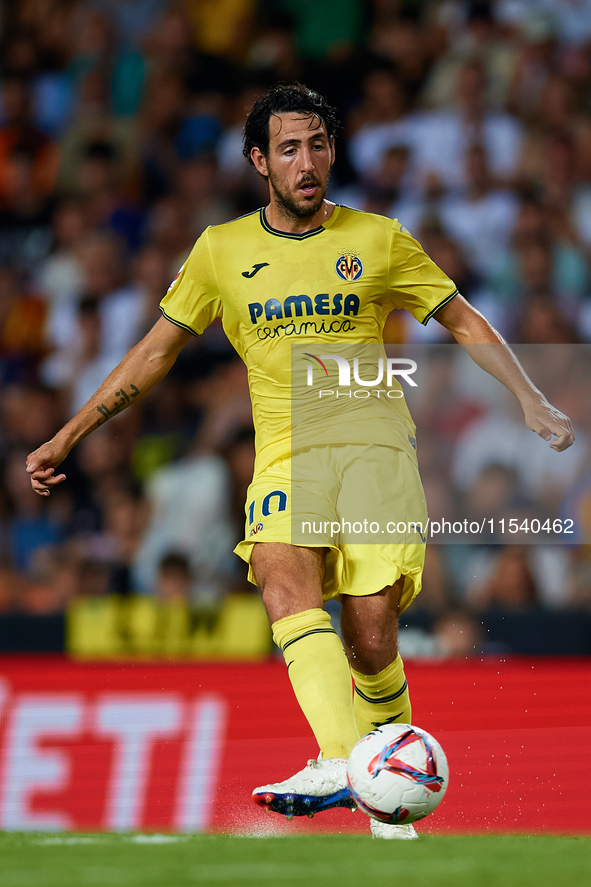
{"left": 252, "top": 757, "right": 357, "bottom": 820}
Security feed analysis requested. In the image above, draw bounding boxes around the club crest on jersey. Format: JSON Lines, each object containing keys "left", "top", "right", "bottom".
{"left": 336, "top": 254, "right": 363, "bottom": 282}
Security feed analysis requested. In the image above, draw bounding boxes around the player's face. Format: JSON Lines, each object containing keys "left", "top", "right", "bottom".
{"left": 254, "top": 113, "right": 334, "bottom": 219}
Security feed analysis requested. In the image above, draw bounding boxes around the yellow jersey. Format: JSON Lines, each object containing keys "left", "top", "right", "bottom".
{"left": 160, "top": 205, "right": 457, "bottom": 471}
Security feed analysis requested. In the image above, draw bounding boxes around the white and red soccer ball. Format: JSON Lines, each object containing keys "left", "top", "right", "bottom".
{"left": 347, "top": 724, "right": 449, "bottom": 825}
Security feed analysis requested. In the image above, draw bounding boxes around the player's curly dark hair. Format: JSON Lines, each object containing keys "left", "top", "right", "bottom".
{"left": 242, "top": 83, "right": 340, "bottom": 164}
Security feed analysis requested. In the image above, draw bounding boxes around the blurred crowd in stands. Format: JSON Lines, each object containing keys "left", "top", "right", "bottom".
{"left": 1, "top": 0, "right": 591, "bottom": 657}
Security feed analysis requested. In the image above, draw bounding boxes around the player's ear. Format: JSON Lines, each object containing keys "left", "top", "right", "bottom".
{"left": 251, "top": 146, "right": 269, "bottom": 178}
{"left": 329, "top": 137, "right": 336, "bottom": 167}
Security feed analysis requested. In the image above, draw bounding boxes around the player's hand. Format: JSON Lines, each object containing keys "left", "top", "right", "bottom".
{"left": 522, "top": 398, "right": 575, "bottom": 452}
{"left": 26, "top": 439, "right": 69, "bottom": 496}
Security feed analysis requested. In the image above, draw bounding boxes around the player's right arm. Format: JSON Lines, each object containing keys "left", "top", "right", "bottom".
{"left": 388, "top": 221, "right": 575, "bottom": 452}
{"left": 26, "top": 317, "right": 192, "bottom": 496}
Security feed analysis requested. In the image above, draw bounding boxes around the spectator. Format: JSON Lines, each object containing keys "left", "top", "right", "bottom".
{"left": 368, "top": 4, "right": 435, "bottom": 102}
{"left": 0, "top": 385, "right": 59, "bottom": 457}
{"left": 506, "top": 10, "right": 557, "bottom": 123}
{"left": 466, "top": 546, "right": 539, "bottom": 611}
{"left": 175, "top": 155, "right": 233, "bottom": 237}
{"left": 155, "top": 552, "right": 193, "bottom": 602}
{"left": 20, "top": 543, "right": 77, "bottom": 614}
{"left": 132, "top": 447, "right": 235, "bottom": 598}
{"left": 413, "top": 59, "right": 523, "bottom": 191}
{"left": 0, "top": 77, "right": 59, "bottom": 204}
{"left": 463, "top": 463, "right": 529, "bottom": 528}
{"left": 452, "top": 396, "right": 586, "bottom": 514}
{"left": 84, "top": 0, "right": 163, "bottom": 51}
{"left": 65, "top": 232, "right": 143, "bottom": 363}
{"left": 40, "top": 296, "right": 123, "bottom": 415}
{"left": 518, "top": 294, "right": 580, "bottom": 344}
{"left": 35, "top": 199, "right": 87, "bottom": 309}
{"left": 186, "top": 0, "right": 256, "bottom": 62}
{"left": 0, "top": 266, "right": 46, "bottom": 384}
{"left": 0, "top": 147, "right": 55, "bottom": 273}
{"left": 67, "top": 421, "right": 136, "bottom": 538}
{"left": 422, "top": 0, "right": 518, "bottom": 111}
{"left": 221, "top": 425, "right": 256, "bottom": 547}
{"left": 145, "top": 194, "right": 195, "bottom": 268}
{"left": 347, "top": 69, "right": 415, "bottom": 184}
{"left": 4, "top": 447, "right": 64, "bottom": 571}
{"left": 439, "top": 144, "right": 519, "bottom": 277}
{"left": 277, "top": 0, "right": 365, "bottom": 62}
{"left": 432, "top": 609, "right": 482, "bottom": 657}
{"left": 0, "top": 558, "right": 21, "bottom": 613}
{"left": 487, "top": 198, "right": 590, "bottom": 329}
{"left": 246, "top": 11, "right": 302, "bottom": 84}
{"left": 95, "top": 485, "right": 146, "bottom": 595}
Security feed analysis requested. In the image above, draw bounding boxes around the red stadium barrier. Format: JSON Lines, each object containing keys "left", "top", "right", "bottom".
{"left": 0, "top": 656, "right": 589, "bottom": 834}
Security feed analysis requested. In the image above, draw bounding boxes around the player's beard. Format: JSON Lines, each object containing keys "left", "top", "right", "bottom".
{"left": 267, "top": 167, "right": 330, "bottom": 220}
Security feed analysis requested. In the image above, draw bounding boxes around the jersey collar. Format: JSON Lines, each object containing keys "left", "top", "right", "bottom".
{"left": 259, "top": 205, "right": 341, "bottom": 240}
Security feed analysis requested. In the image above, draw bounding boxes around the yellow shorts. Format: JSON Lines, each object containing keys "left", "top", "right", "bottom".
{"left": 234, "top": 444, "right": 427, "bottom": 613}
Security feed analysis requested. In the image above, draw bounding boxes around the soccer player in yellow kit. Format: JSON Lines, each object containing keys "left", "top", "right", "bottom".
{"left": 27, "top": 85, "right": 574, "bottom": 839}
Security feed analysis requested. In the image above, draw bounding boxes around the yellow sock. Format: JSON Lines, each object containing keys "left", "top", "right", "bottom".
{"left": 351, "top": 654, "right": 411, "bottom": 737}
{"left": 272, "top": 608, "right": 359, "bottom": 759}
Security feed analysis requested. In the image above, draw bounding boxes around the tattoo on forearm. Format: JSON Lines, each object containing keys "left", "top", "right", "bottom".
{"left": 96, "top": 384, "right": 140, "bottom": 427}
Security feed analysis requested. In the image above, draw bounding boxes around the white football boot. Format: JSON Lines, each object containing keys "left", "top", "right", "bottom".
{"left": 252, "top": 757, "right": 357, "bottom": 820}
{"left": 370, "top": 819, "right": 418, "bottom": 840}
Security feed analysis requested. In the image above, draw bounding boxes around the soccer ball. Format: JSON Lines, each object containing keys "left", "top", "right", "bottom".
{"left": 346, "top": 724, "right": 449, "bottom": 824}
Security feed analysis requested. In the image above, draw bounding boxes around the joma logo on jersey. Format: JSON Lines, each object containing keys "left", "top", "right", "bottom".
{"left": 248, "top": 293, "right": 359, "bottom": 325}
{"left": 336, "top": 254, "right": 363, "bottom": 282}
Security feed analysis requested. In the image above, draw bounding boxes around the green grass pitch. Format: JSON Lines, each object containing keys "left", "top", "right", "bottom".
{"left": 0, "top": 834, "right": 590, "bottom": 887}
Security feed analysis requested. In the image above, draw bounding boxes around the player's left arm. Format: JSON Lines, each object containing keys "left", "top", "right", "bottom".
{"left": 433, "top": 294, "right": 575, "bottom": 452}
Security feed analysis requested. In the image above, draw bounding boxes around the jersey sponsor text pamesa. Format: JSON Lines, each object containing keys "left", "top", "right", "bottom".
{"left": 248, "top": 292, "right": 360, "bottom": 324}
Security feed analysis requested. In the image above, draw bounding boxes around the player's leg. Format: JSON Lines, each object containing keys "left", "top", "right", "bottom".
{"left": 251, "top": 542, "right": 359, "bottom": 817}
{"left": 340, "top": 579, "right": 412, "bottom": 736}
{"left": 341, "top": 580, "right": 417, "bottom": 839}
{"left": 252, "top": 541, "right": 359, "bottom": 760}
{"left": 335, "top": 446, "right": 424, "bottom": 738}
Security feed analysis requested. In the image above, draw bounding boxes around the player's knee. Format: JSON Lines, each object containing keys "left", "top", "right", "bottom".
{"left": 259, "top": 580, "right": 323, "bottom": 623}
{"left": 343, "top": 624, "right": 398, "bottom": 673}
{"left": 349, "top": 646, "right": 399, "bottom": 675}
